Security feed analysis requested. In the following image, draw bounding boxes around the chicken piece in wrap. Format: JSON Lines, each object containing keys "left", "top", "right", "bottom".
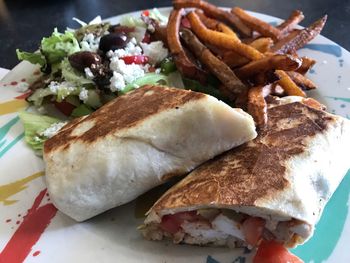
{"left": 44, "top": 85, "right": 257, "bottom": 221}
{"left": 142, "top": 96, "right": 350, "bottom": 249}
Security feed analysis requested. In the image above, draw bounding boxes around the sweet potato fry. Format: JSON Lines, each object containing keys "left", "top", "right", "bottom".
{"left": 235, "top": 54, "right": 302, "bottom": 79}
{"left": 277, "top": 10, "right": 304, "bottom": 35}
{"left": 302, "top": 98, "right": 326, "bottom": 111}
{"left": 247, "top": 86, "right": 270, "bottom": 127}
{"left": 173, "top": 0, "right": 252, "bottom": 37}
{"left": 275, "top": 70, "right": 306, "bottom": 97}
{"left": 271, "top": 15, "right": 327, "bottom": 54}
{"left": 181, "top": 28, "right": 246, "bottom": 93}
{"left": 223, "top": 37, "right": 273, "bottom": 67}
{"left": 232, "top": 7, "right": 282, "bottom": 41}
{"left": 195, "top": 10, "right": 239, "bottom": 39}
{"left": 286, "top": 71, "right": 317, "bottom": 90}
{"left": 187, "top": 11, "right": 264, "bottom": 60}
{"left": 296, "top": 56, "right": 316, "bottom": 75}
{"left": 167, "top": 9, "right": 208, "bottom": 83}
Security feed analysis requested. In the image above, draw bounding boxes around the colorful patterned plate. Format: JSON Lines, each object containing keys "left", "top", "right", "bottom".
{"left": 0, "top": 8, "right": 349, "bottom": 263}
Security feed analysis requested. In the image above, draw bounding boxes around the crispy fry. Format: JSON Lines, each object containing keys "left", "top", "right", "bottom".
{"left": 181, "top": 28, "right": 246, "bottom": 94}
{"left": 271, "top": 15, "right": 327, "bottom": 54}
{"left": 194, "top": 10, "right": 239, "bottom": 39}
{"left": 232, "top": 7, "right": 281, "bottom": 41}
{"left": 277, "top": 10, "right": 305, "bottom": 35}
{"left": 286, "top": 71, "right": 317, "bottom": 90}
{"left": 235, "top": 54, "right": 302, "bottom": 79}
{"left": 247, "top": 86, "right": 270, "bottom": 127}
{"left": 223, "top": 37, "right": 273, "bottom": 67}
{"left": 187, "top": 11, "right": 264, "bottom": 60}
{"left": 275, "top": 70, "right": 306, "bottom": 97}
{"left": 167, "top": 9, "right": 207, "bottom": 83}
{"left": 296, "top": 56, "right": 316, "bottom": 75}
{"left": 173, "top": 0, "right": 252, "bottom": 37}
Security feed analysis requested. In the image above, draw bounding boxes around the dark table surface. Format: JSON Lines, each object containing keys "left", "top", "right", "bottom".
{"left": 1, "top": 0, "right": 349, "bottom": 69}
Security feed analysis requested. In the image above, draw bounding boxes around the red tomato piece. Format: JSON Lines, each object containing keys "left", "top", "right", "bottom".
{"left": 242, "top": 217, "right": 266, "bottom": 246}
{"left": 121, "top": 55, "right": 149, "bottom": 65}
{"left": 142, "top": 10, "right": 150, "bottom": 17}
{"left": 160, "top": 211, "right": 199, "bottom": 234}
{"left": 253, "top": 240, "right": 304, "bottom": 263}
{"left": 54, "top": 100, "right": 76, "bottom": 116}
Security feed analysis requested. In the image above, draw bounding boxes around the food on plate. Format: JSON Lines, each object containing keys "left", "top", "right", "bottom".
{"left": 180, "top": 28, "right": 246, "bottom": 94}
{"left": 141, "top": 97, "right": 350, "bottom": 253}
{"left": 167, "top": 8, "right": 208, "bottom": 83}
{"left": 43, "top": 85, "right": 257, "bottom": 221}
{"left": 16, "top": 10, "right": 173, "bottom": 118}
{"left": 275, "top": 70, "right": 306, "bottom": 97}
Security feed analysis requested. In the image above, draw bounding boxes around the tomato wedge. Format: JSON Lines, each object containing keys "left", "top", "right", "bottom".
{"left": 142, "top": 10, "right": 150, "bottom": 17}
{"left": 160, "top": 211, "right": 199, "bottom": 234}
{"left": 121, "top": 55, "right": 149, "bottom": 65}
{"left": 54, "top": 100, "right": 76, "bottom": 116}
{"left": 253, "top": 240, "right": 304, "bottom": 263}
{"left": 242, "top": 217, "right": 266, "bottom": 246}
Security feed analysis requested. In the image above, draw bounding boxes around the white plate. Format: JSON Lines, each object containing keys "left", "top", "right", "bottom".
{"left": 0, "top": 7, "right": 349, "bottom": 263}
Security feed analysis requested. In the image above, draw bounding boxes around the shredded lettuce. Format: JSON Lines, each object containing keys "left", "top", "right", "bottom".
{"left": 119, "top": 73, "right": 168, "bottom": 95}
{"left": 71, "top": 104, "right": 93, "bottom": 117}
{"left": 61, "top": 59, "right": 94, "bottom": 86}
{"left": 16, "top": 50, "right": 46, "bottom": 67}
{"left": 18, "top": 111, "right": 62, "bottom": 155}
{"left": 149, "top": 8, "right": 168, "bottom": 24}
{"left": 120, "top": 16, "right": 146, "bottom": 28}
{"left": 41, "top": 28, "right": 80, "bottom": 65}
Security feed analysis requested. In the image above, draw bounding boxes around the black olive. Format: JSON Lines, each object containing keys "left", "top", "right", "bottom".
{"left": 99, "top": 33, "right": 129, "bottom": 53}
{"left": 68, "top": 51, "right": 102, "bottom": 72}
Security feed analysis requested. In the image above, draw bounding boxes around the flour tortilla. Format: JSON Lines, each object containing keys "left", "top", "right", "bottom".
{"left": 44, "top": 85, "right": 257, "bottom": 221}
{"left": 144, "top": 97, "right": 350, "bottom": 247}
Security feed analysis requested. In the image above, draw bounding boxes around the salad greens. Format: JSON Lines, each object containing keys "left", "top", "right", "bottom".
{"left": 18, "top": 111, "right": 62, "bottom": 155}
{"left": 14, "top": 9, "right": 228, "bottom": 155}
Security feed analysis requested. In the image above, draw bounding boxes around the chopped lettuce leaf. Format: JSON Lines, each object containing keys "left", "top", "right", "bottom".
{"left": 16, "top": 50, "right": 46, "bottom": 67}
{"left": 120, "top": 15, "right": 146, "bottom": 28}
{"left": 61, "top": 58, "right": 94, "bottom": 86}
{"left": 84, "top": 89, "right": 102, "bottom": 108}
{"left": 149, "top": 8, "right": 168, "bottom": 24}
{"left": 28, "top": 82, "right": 81, "bottom": 106}
{"left": 28, "top": 88, "right": 55, "bottom": 107}
{"left": 41, "top": 28, "right": 80, "bottom": 64}
{"left": 18, "top": 111, "right": 61, "bottom": 155}
{"left": 71, "top": 104, "right": 93, "bottom": 117}
{"left": 119, "top": 73, "right": 168, "bottom": 95}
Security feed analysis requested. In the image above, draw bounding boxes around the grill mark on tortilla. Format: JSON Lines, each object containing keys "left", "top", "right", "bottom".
{"left": 152, "top": 102, "right": 337, "bottom": 211}
{"left": 44, "top": 85, "right": 205, "bottom": 153}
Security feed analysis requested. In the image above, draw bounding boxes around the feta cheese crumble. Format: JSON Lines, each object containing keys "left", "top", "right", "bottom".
{"left": 40, "top": 122, "right": 67, "bottom": 138}
{"left": 84, "top": 67, "right": 94, "bottom": 79}
{"left": 81, "top": 33, "right": 101, "bottom": 52}
{"left": 48, "top": 81, "right": 77, "bottom": 99}
{"left": 140, "top": 41, "right": 169, "bottom": 64}
{"left": 79, "top": 88, "right": 89, "bottom": 102}
{"left": 107, "top": 37, "right": 151, "bottom": 92}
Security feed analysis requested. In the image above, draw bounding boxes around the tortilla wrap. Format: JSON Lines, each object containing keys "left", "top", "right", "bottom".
{"left": 142, "top": 97, "right": 350, "bottom": 248}
{"left": 44, "top": 85, "right": 257, "bottom": 221}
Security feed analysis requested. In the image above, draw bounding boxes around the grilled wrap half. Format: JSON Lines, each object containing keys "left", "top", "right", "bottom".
{"left": 44, "top": 85, "right": 257, "bottom": 221}
{"left": 142, "top": 97, "right": 350, "bottom": 248}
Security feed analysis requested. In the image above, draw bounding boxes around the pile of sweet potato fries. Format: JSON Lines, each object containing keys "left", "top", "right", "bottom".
{"left": 158, "top": 0, "right": 327, "bottom": 127}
